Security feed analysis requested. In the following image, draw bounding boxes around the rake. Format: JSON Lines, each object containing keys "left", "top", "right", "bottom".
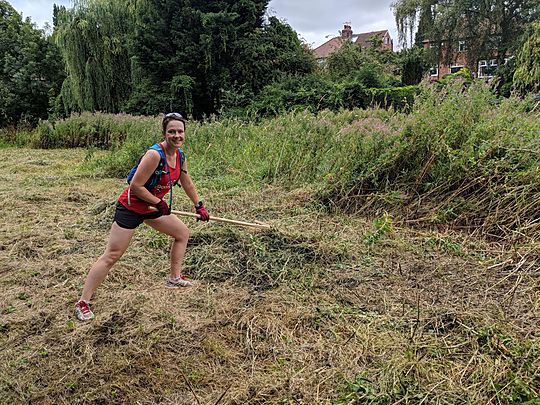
{"left": 149, "top": 206, "right": 271, "bottom": 229}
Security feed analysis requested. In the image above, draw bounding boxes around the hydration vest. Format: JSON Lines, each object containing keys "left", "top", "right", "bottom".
{"left": 126, "top": 143, "right": 184, "bottom": 207}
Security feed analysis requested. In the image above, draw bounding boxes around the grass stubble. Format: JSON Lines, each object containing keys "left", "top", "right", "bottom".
{"left": 0, "top": 148, "right": 538, "bottom": 404}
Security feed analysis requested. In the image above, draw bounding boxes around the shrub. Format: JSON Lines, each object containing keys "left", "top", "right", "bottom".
{"left": 365, "top": 86, "right": 418, "bottom": 111}
{"left": 7, "top": 78, "right": 539, "bottom": 241}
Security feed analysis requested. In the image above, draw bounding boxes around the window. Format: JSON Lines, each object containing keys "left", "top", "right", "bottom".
{"left": 450, "top": 65, "right": 464, "bottom": 74}
{"left": 504, "top": 56, "right": 514, "bottom": 64}
{"left": 458, "top": 41, "right": 467, "bottom": 52}
{"left": 429, "top": 66, "right": 439, "bottom": 76}
{"left": 478, "top": 60, "right": 487, "bottom": 78}
{"left": 478, "top": 60, "right": 496, "bottom": 78}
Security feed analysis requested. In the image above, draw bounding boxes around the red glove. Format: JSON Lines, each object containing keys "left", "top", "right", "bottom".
{"left": 195, "top": 202, "right": 209, "bottom": 222}
{"left": 156, "top": 199, "right": 170, "bottom": 215}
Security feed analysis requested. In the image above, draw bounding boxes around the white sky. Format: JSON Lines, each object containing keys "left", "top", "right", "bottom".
{"left": 9, "top": 0, "right": 400, "bottom": 49}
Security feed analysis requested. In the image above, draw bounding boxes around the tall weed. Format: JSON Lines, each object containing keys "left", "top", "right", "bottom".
{"left": 326, "top": 80, "right": 539, "bottom": 240}
{"left": 7, "top": 81, "right": 539, "bottom": 240}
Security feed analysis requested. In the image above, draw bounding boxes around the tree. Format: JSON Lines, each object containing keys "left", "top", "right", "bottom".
{"left": 236, "top": 16, "right": 316, "bottom": 91}
{"left": 325, "top": 41, "right": 399, "bottom": 88}
{"left": 127, "top": 0, "right": 266, "bottom": 117}
{"left": 398, "top": 46, "right": 429, "bottom": 85}
{"left": 513, "top": 21, "right": 540, "bottom": 94}
{"left": 54, "top": 0, "right": 133, "bottom": 113}
{"left": 222, "top": 16, "right": 316, "bottom": 112}
{"left": 0, "top": 0, "right": 64, "bottom": 126}
{"left": 393, "top": 0, "right": 539, "bottom": 69}
{"left": 127, "top": 0, "right": 314, "bottom": 118}
{"left": 326, "top": 42, "right": 366, "bottom": 79}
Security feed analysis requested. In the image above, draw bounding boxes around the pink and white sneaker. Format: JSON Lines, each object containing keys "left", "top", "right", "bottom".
{"left": 165, "top": 275, "right": 194, "bottom": 288}
{"left": 75, "top": 300, "right": 94, "bottom": 321}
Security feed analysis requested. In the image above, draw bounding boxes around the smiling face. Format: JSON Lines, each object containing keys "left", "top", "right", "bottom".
{"left": 163, "top": 119, "right": 185, "bottom": 149}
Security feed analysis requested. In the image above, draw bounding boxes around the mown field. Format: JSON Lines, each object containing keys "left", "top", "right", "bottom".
{"left": 0, "top": 145, "right": 538, "bottom": 404}
{"left": 1, "top": 81, "right": 539, "bottom": 403}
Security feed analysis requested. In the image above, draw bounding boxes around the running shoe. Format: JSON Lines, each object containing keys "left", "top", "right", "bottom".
{"left": 165, "top": 275, "right": 194, "bottom": 288}
{"left": 75, "top": 300, "right": 94, "bottom": 321}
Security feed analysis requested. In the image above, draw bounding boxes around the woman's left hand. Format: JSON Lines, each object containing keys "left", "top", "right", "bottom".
{"left": 195, "top": 202, "right": 210, "bottom": 221}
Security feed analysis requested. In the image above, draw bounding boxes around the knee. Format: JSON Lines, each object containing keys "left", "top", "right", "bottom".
{"left": 101, "top": 250, "right": 123, "bottom": 266}
{"left": 173, "top": 225, "right": 189, "bottom": 243}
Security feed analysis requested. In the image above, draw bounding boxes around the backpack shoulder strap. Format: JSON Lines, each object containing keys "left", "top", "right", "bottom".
{"left": 149, "top": 143, "right": 167, "bottom": 177}
{"left": 149, "top": 143, "right": 166, "bottom": 164}
{"left": 174, "top": 148, "right": 185, "bottom": 186}
{"left": 179, "top": 148, "right": 185, "bottom": 169}
{"left": 150, "top": 142, "right": 174, "bottom": 206}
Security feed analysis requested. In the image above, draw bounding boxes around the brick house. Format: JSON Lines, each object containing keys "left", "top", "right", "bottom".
{"left": 313, "top": 24, "right": 393, "bottom": 63}
{"left": 423, "top": 39, "right": 512, "bottom": 80}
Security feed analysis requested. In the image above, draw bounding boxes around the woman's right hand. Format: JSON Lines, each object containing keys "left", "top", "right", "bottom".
{"left": 156, "top": 200, "right": 170, "bottom": 215}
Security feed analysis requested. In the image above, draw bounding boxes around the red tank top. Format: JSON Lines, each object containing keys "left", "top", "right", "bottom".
{"left": 118, "top": 146, "right": 182, "bottom": 214}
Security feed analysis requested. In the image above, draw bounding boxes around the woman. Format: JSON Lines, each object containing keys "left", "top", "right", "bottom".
{"left": 75, "top": 112, "right": 209, "bottom": 321}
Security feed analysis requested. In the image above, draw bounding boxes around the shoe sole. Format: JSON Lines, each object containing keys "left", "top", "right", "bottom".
{"left": 75, "top": 308, "right": 94, "bottom": 321}
{"left": 165, "top": 280, "right": 194, "bottom": 288}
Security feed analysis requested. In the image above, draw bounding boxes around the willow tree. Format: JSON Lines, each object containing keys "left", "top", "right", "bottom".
{"left": 392, "top": 0, "right": 539, "bottom": 69}
{"left": 513, "top": 21, "right": 540, "bottom": 94}
{"left": 54, "top": 0, "right": 133, "bottom": 113}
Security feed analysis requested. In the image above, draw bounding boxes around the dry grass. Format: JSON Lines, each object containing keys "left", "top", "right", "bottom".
{"left": 0, "top": 148, "right": 538, "bottom": 404}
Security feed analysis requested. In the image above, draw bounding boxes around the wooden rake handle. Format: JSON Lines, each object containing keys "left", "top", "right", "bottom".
{"left": 149, "top": 206, "right": 271, "bottom": 229}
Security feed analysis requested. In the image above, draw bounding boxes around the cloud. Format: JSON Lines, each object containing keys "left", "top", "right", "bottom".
{"left": 9, "top": 0, "right": 72, "bottom": 28}
{"left": 8, "top": 0, "right": 399, "bottom": 48}
{"left": 268, "top": 0, "right": 398, "bottom": 48}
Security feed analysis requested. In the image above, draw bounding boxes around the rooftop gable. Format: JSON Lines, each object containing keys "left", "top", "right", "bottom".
{"left": 313, "top": 37, "right": 345, "bottom": 59}
{"left": 313, "top": 26, "right": 393, "bottom": 59}
{"left": 354, "top": 30, "right": 390, "bottom": 48}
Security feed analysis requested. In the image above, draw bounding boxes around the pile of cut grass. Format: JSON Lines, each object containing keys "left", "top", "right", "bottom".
{"left": 1, "top": 148, "right": 539, "bottom": 403}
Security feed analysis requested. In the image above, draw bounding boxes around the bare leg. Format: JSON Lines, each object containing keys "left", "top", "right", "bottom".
{"left": 144, "top": 215, "right": 189, "bottom": 279}
{"left": 79, "top": 222, "right": 135, "bottom": 302}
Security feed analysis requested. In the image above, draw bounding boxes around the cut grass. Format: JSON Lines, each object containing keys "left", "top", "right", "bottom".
{"left": 0, "top": 148, "right": 538, "bottom": 404}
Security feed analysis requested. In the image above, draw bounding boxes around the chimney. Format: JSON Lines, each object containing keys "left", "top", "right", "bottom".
{"left": 341, "top": 24, "right": 353, "bottom": 40}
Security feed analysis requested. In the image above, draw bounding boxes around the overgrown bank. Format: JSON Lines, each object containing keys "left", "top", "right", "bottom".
{"left": 3, "top": 80, "right": 538, "bottom": 242}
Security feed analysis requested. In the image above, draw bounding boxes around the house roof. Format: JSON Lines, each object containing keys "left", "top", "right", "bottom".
{"left": 313, "top": 37, "right": 345, "bottom": 59}
{"left": 354, "top": 30, "right": 389, "bottom": 48}
{"left": 313, "top": 28, "right": 391, "bottom": 59}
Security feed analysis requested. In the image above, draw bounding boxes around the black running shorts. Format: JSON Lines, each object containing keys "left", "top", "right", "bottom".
{"left": 113, "top": 202, "right": 162, "bottom": 229}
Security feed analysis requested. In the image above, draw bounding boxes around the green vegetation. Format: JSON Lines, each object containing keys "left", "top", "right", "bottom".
{"left": 393, "top": 0, "right": 538, "bottom": 66}
{"left": 52, "top": 0, "right": 315, "bottom": 119}
{"left": 0, "top": 147, "right": 538, "bottom": 403}
{"left": 2, "top": 80, "right": 538, "bottom": 242}
{"left": 514, "top": 21, "right": 540, "bottom": 95}
{"left": 53, "top": 0, "right": 132, "bottom": 114}
{"left": 0, "top": 0, "right": 64, "bottom": 127}
{"left": 2, "top": 0, "right": 539, "bottom": 126}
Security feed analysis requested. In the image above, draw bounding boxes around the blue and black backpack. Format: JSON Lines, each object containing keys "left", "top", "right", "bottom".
{"left": 127, "top": 143, "right": 185, "bottom": 206}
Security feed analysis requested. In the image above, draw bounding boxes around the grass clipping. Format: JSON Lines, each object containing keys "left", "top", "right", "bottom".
{"left": 0, "top": 148, "right": 539, "bottom": 404}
